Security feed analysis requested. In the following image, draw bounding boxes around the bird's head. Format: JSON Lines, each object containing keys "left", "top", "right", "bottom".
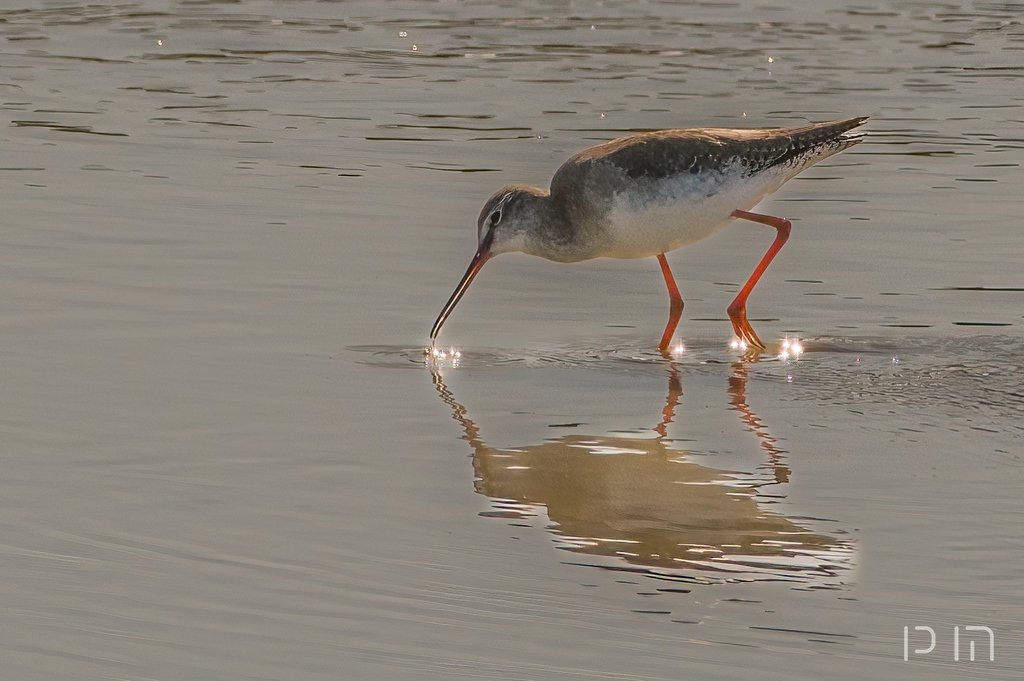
{"left": 430, "top": 185, "right": 548, "bottom": 342}
{"left": 475, "top": 185, "right": 549, "bottom": 256}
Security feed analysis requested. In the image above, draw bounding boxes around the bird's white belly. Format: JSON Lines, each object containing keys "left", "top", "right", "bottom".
{"left": 600, "top": 167, "right": 789, "bottom": 259}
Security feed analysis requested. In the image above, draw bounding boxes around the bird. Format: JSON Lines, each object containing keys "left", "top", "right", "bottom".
{"left": 429, "top": 116, "right": 868, "bottom": 354}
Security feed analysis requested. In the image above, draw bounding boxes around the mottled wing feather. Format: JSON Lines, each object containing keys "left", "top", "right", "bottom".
{"left": 566, "top": 132, "right": 783, "bottom": 180}
{"left": 559, "top": 117, "right": 867, "bottom": 183}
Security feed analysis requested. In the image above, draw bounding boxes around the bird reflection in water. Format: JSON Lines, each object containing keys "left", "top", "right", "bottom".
{"left": 430, "top": 363, "right": 855, "bottom": 587}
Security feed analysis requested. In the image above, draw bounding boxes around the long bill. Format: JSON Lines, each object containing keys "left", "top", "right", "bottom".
{"left": 430, "top": 249, "right": 492, "bottom": 341}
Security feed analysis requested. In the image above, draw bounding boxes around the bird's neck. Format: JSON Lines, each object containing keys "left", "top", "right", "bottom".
{"left": 519, "top": 191, "right": 594, "bottom": 263}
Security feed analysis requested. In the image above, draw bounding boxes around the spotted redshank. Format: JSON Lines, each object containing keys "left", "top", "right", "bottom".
{"left": 429, "top": 116, "right": 867, "bottom": 353}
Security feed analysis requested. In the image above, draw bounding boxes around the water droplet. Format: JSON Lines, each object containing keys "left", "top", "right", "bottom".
{"left": 778, "top": 337, "right": 803, "bottom": 360}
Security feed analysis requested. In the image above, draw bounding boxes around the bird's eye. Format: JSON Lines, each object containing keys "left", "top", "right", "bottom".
{"left": 489, "top": 209, "right": 502, "bottom": 227}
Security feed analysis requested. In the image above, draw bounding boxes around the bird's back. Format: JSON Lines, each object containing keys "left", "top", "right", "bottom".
{"left": 561, "top": 117, "right": 866, "bottom": 182}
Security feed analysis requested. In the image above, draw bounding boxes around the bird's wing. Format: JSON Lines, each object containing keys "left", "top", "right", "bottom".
{"left": 557, "top": 117, "right": 868, "bottom": 184}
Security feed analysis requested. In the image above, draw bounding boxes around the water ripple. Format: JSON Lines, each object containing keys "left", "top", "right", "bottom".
{"left": 352, "top": 335, "right": 1024, "bottom": 430}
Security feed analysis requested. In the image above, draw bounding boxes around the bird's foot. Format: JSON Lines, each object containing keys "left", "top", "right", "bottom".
{"left": 727, "top": 304, "right": 766, "bottom": 353}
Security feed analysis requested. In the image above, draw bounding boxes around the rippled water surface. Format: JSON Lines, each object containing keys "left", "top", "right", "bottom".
{"left": 2, "top": 1, "right": 1023, "bottom": 679}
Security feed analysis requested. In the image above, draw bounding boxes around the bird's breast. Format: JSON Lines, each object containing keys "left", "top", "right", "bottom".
{"left": 596, "top": 165, "right": 790, "bottom": 259}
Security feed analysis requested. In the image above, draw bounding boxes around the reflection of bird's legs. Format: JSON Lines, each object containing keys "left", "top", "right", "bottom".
{"left": 653, "top": 364, "right": 683, "bottom": 438}
{"left": 727, "top": 362, "right": 790, "bottom": 484}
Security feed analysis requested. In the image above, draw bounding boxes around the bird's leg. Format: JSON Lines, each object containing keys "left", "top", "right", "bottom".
{"left": 656, "top": 253, "right": 683, "bottom": 355}
{"left": 727, "top": 209, "right": 792, "bottom": 350}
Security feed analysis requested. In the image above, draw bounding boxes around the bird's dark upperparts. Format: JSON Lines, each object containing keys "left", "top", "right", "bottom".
{"left": 430, "top": 116, "right": 868, "bottom": 353}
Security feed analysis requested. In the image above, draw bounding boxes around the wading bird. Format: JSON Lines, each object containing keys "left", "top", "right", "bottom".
{"left": 430, "top": 117, "right": 867, "bottom": 353}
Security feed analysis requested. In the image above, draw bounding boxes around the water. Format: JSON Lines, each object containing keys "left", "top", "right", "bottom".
{"left": 1, "top": 1, "right": 1022, "bottom": 678}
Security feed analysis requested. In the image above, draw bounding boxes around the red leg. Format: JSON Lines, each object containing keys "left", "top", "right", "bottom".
{"left": 657, "top": 253, "right": 683, "bottom": 354}
{"left": 727, "top": 209, "right": 792, "bottom": 350}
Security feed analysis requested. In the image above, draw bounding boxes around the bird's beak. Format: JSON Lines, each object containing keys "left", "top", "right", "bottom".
{"left": 430, "top": 247, "right": 493, "bottom": 341}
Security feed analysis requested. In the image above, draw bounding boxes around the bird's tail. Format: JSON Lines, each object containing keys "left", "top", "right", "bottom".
{"left": 788, "top": 116, "right": 869, "bottom": 156}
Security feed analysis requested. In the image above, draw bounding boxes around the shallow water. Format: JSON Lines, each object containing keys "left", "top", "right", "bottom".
{"left": 2, "top": 0, "right": 1023, "bottom": 678}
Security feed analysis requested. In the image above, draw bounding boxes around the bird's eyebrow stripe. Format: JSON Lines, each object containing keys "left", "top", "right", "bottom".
{"left": 486, "top": 191, "right": 515, "bottom": 226}
{"left": 497, "top": 191, "right": 514, "bottom": 209}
